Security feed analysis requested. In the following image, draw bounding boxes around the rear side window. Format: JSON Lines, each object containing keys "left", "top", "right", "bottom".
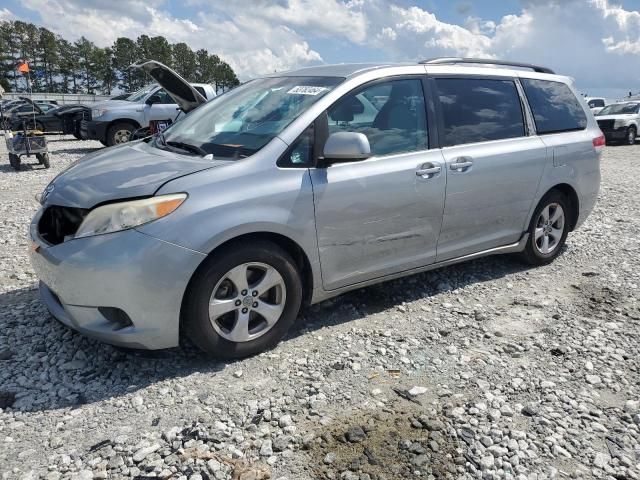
{"left": 435, "top": 78, "right": 525, "bottom": 147}
{"left": 588, "top": 99, "right": 605, "bottom": 108}
{"left": 194, "top": 86, "right": 206, "bottom": 98}
{"left": 521, "top": 79, "right": 587, "bottom": 134}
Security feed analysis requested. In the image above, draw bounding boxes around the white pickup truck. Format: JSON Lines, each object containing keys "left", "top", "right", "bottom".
{"left": 81, "top": 61, "right": 216, "bottom": 146}
{"left": 595, "top": 101, "right": 640, "bottom": 145}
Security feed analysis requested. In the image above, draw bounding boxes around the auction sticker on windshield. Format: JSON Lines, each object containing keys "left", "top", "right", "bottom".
{"left": 287, "top": 86, "right": 328, "bottom": 95}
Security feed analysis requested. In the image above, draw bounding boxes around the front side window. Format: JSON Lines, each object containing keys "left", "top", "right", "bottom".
{"left": 521, "top": 79, "right": 587, "bottom": 134}
{"left": 326, "top": 78, "right": 428, "bottom": 156}
{"left": 152, "top": 89, "right": 174, "bottom": 104}
{"left": 435, "top": 77, "right": 525, "bottom": 147}
{"left": 160, "top": 76, "right": 342, "bottom": 160}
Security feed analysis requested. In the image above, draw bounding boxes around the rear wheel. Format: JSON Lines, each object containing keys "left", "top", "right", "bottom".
{"left": 37, "top": 153, "right": 50, "bottom": 168}
{"left": 518, "top": 191, "right": 570, "bottom": 266}
{"left": 106, "top": 122, "right": 135, "bottom": 147}
{"left": 183, "top": 241, "right": 303, "bottom": 358}
{"left": 626, "top": 126, "right": 636, "bottom": 145}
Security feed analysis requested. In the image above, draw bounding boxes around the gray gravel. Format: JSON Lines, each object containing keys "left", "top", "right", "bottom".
{"left": 0, "top": 135, "right": 639, "bottom": 480}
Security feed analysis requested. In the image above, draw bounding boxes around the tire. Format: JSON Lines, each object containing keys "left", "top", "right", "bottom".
{"left": 626, "top": 126, "right": 636, "bottom": 145}
{"left": 106, "top": 122, "right": 135, "bottom": 147}
{"left": 518, "top": 191, "right": 571, "bottom": 266}
{"left": 520, "top": 190, "right": 572, "bottom": 266}
{"left": 183, "top": 240, "right": 303, "bottom": 358}
{"left": 37, "top": 153, "right": 50, "bottom": 168}
{"left": 73, "top": 132, "right": 82, "bottom": 140}
{"left": 8, "top": 153, "right": 20, "bottom": 171}
{"left": 34, "top": 121, "right": 44, "bottom": 132}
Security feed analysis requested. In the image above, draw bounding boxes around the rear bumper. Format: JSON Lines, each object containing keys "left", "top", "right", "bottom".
{"left": 29, "top": 216, "right": 206, "bottom": 350}
{"left": 80, "top": 119, "right": 109, "bottom": 142}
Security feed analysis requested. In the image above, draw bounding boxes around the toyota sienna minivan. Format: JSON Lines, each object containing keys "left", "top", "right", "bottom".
{"left": 29, "top": 58, "right": 603, "bottom": 358}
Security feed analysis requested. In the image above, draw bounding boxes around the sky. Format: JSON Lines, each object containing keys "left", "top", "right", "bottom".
{"left": 2, "top": 0, "right": 640, "bottom": 99}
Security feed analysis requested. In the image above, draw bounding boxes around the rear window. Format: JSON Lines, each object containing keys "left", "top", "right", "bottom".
{"left": 521, "top": 79, "right": 587, "bottom": 134}
{"left": 194, "top": 86, "right": 206, "bottom": 98}
{"left": 435, "top": 77, "right": 525, "bottom": 146}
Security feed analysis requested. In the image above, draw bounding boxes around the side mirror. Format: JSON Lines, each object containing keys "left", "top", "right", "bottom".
{"left": 146, "top": 94, "right": 161, "bottom": 105}
{"left": 320, "top": 132, "right": 371, "bottom": 166}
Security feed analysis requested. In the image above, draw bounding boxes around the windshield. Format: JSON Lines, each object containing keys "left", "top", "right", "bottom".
{"left": 159, "top": 76, "right": 343, "bottom": 159}
{"left": 597, "top": 103, "right": 640, "bottom": 115}
{"left": 127, "top": 84, "right": 157, "bottom": 102}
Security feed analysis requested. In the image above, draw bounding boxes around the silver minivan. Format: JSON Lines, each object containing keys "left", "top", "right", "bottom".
{"left": 29, "top": 58, "right": 603, "bottom": 358}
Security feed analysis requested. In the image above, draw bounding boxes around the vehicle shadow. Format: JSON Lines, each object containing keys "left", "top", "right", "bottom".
{"left": 288, "top": 254, "right": 533, "bottom": 339}
{"left": 0, "top": 161, "right": 47, "bottom": 172}
{"left": 53, "top": 147, "right": 102, "bottom": 155}
{"left": 0, "top": 254, "right": 533, "bottom": 413}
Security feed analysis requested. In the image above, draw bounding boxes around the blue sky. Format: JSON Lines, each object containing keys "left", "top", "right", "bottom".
{"left": 2, "top": 0, "right": 640, "bottom": 98}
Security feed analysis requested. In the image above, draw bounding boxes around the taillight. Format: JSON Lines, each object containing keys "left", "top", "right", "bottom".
{"left": 593, "top": 132, "right": 605, "bottom": 152}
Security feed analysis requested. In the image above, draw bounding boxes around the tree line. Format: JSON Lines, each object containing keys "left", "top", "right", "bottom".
{"left": 0, "top": 20, "right": 240, "bottom": 95}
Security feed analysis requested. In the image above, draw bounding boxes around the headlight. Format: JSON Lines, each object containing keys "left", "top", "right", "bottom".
{"left": 614, "top": 119, "right": 630, "bottom": 129}
{"left": 75, "top": 194, "right": 186, "bottom": 239}
{"left": 91, "top": 108, "right": 107, "bottom": 118}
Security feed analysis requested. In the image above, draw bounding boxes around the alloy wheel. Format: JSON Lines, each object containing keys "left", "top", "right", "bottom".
{"left": 534, "top": 203, "right": 565, "bottom": 255}
{"left": 628, "top": 128, "right": 636, "bottom": 145}
{"left": 208, "top": 262, "right": 286, "bottom": 342}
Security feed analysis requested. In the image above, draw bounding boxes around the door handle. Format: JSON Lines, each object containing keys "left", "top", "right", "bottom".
{"left": 416, "top": 164, "right": 442, "bottom": 178}
{"left": 450, "top": 157, "right": 473, "bottom": 171}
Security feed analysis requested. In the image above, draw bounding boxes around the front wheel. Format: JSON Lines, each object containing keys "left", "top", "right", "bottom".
{"left": 626, "top": 126, "right": 636, "bottom": 145}
{"left": 183, "top": 241, "right": 303, "bottom": 358}
{"left": 106, "top": 122, "right": 134, "bottom": 147}
{"left": 518, "top": 191, "right": 570, "bottom": 266}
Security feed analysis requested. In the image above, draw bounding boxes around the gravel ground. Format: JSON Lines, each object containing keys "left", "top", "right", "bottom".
{"left": 0, "top": 135, "right": 638, "bottom": 480}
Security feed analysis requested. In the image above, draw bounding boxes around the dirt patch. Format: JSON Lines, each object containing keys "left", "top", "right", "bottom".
{"left": 306, "top": 405, "right": 461, "bottom": 479}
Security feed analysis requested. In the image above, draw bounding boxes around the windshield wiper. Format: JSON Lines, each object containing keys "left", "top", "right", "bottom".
{"left": 155, "top": 132, "right": 209, "bottom": 157}
{"left": 166, "top": 140, "right": 208, "bottom": 157}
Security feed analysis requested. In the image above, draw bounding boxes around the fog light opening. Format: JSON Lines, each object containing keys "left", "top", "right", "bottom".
{"left": 98, "top": 307, "right": 133, "bottom": 330}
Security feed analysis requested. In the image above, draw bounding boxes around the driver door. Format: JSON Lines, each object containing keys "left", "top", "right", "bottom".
{"left": 309, "top": 77, "right": 446, "bottom": 291}
{"left": 144, "top": 89, "right": 180, "bottom": 125}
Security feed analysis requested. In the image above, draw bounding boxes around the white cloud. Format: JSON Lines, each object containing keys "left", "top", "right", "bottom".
{"left": 8, "top": 0, "right": 640, "bottom": 95}
{"left": 0, "top": 8, "right": 15, "bottom": 21}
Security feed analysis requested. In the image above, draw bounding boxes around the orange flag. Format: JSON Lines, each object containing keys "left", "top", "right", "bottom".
{"left": 17, "top": 61, "right": 29, "bottom": 73}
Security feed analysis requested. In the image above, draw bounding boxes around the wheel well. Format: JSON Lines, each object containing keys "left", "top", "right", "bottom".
{"left": 547, "top": 184, "right": 579, "bottom": 231}
{"left": 185, "top": 232, "right": 314, "bottom": 308}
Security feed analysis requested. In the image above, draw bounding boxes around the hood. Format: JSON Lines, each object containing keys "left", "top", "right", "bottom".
{"left": 90, "top": 99, "right": 132, "bottom": 110}
{"left": 130, "top": 60, "right": 207, "bottom": 113}
{"left": 43, "top": 141, "right": 227, "bottom": 208}
{"left": 595, "top": 114, "right": 637, "bottom": 121}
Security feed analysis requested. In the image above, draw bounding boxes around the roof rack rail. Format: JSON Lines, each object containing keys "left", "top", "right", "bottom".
{"left": 419, "top": 57, "right": 555, "bottom": 74}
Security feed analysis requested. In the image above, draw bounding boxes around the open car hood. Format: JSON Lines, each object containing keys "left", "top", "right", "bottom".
{"left": 130, "top": 60, "right": 207, "bottom": 113}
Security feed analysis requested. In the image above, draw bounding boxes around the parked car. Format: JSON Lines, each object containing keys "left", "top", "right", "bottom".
{"left": 1, "top": 100, "right": 58, "bottom": 130}
{"left": 585, "top": 97, "right": 608, "bottom": 115}
{"left": 595, "top": 101, "right": 640, "bottom": 145}
{"left": 81, "top": 62, "right": 216, "bottom": 146}
{"left": 29, "top": 58, "right": 602, "bottom": 358}
{"left": 8, "top": 103, "right": 90, "bottom": 136}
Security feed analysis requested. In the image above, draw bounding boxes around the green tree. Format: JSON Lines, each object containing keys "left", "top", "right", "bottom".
{"left": 112, "top": 37, "right": 140, "bottom": 92}
{"left": 171, "top": 42, "right": 197, "bottom": 80}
